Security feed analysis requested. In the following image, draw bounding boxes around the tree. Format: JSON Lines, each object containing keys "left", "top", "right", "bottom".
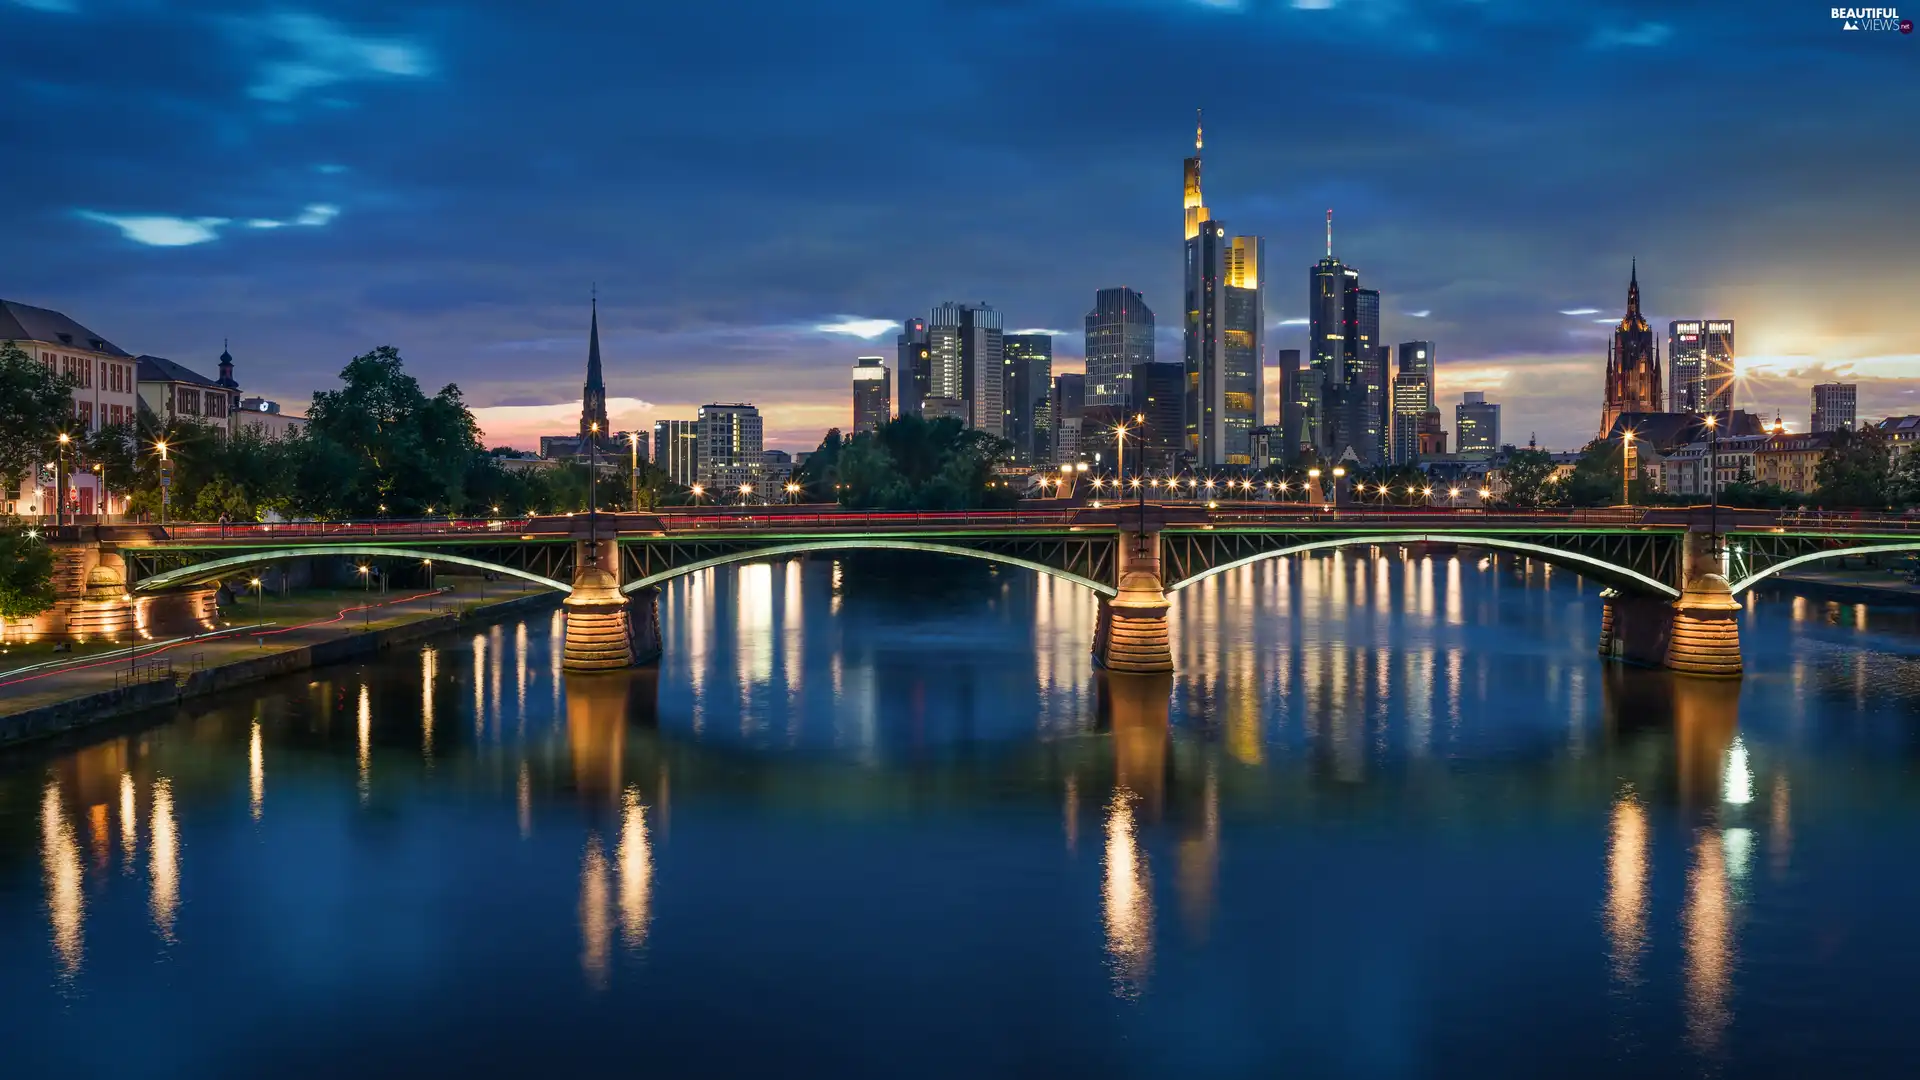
{"left": 192, "top": 476, "right": 254, "bottom": 521}
{"left": 835, "top": 415, "right": 1014, "bottom": 510}
{"left": 305, "top": 346, "right": 491, "bottom": 516}
{"left": 0, "top": 529, "right": 57, "bottom": 623}
{"left": 0, "top": 340, "right": 76, "bottom": 494}
{"left": 796, "top": 428, "right": 845, "bottom": 496}
{"left": 1500, "top": 447, "right": 1559, "bottom": 507}
{"left": 1814, "top": 427, "right": 1892, "bottom": 508}
{"left": 1563, "top": 438, "right": 1655, "bottom": 506}
{"left": 1889, "top": 448, "right": 1920, "bottom": 508}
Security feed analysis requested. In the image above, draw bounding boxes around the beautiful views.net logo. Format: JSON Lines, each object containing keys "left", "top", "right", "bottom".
{"left": 1831, "top": 6, "right": 1913, "bottom": 31}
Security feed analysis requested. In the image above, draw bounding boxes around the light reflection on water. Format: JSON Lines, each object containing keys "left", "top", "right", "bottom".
{"left": 6, "top": 550, "right": 1920, "bottom": 1077}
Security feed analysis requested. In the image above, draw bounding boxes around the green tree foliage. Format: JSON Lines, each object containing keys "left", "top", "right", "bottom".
{"left": 1888, "top": 448, "right": 1920, "bottom": 507}
{"left": 834, "top": 415, "right": 1014, "bottom": 510}
{"left": 0, "top": 529, "right": 57, "bottom": 622}
{"left": 191, "top": 476, "right": 254, "bottom": 521}
{"left": 1563, "top": 438, "right": 1656, "bottom": 506}
{"left": 0, "top": 340, "right": 77, "bottom": 492}
{"left": 795, "top": 428, "right": 844, "bottom": 496}
{"left": 1718, "top": 479, "right": 1804, "bottom": 509}
{"left": 1348, "top": 462, "right": 1429, "bottom": 504}
{"left": 305, "top": 346, "right": 490, "bottom": 516}
{"left": 1500, "top": 447, "right": 1560, "bottom": 507}
{"left": 1813, "top": 426, "right": 1892, "bottom": 508}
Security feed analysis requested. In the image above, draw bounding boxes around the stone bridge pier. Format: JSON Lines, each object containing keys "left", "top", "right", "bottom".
{"left": 1093, "top": 519, "right": 1174, "bottom": 674}
{"left": 1599, "top": 529, "right": 1742, "bottom": 678}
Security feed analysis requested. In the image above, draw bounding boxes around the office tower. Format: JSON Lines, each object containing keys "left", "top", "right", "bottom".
{"left": 1003, "top": 334, "right": 1053, "bottom": 465}
{"left": 1051, "top": 373, "right": 1086, "bottom": 464}
{"left": 928, "top": 301, "right": 1003, "bottom": 436}
{"left": 1128, "top": 361, "right": 1185, "bottom": 474}
{"left": 1669, "top": 321, "right": 1706, "bottom": 413}
{"left": 1309, "top": 211, "right": 1387, "bottom": 465}
{"left": 653, "top": 419, "right": 700, "bottom": 487}
{"left": 925, "top": 319, "right": 963, "bottom": 418}
{"left": 852, "top": 356, "right": 891, "bottom": 435}
{"left": 1601, "top": 262, "right": 1662, "bottom": 435}
{"left": 1455, "top": 391, "right": 1500, "bottom": 454}
{"left": 1179, "top": 118, "right": 1263, "bottom": 467}
{"left": 696, "top": 403, "right": 766, "bottom": 498}
{"left": 1701, "top": 320, "right": 1736, "bottom": 415}
{"left": 579, "top": 296, "right": 609, "bottom": 448}
{"left": 1391, "top": 341, "right": 1436, "bottom": 464}
{"left": 1222, "top": 235, "right": 1264, "bottom": 464}
{"left": 1277, "top": 348, "right": 1305, "bottom": 463}
{"left": 1810, "top": 383, "right": 1857, "bottom": 432}
{"left": 896, "top": 318, "right": 930, "bottom": 417}
{"left": 1084, "top": 287, "right": 1155, "bottom": 409}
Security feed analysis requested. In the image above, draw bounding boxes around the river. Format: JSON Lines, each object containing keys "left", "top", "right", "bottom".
{"left": 5, "top": 550, "right": 1920, "bottom": 1078}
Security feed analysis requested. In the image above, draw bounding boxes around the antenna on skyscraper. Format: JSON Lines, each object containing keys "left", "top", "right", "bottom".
{"left": 1195, "top": 108, "right": 1203, "bottom": 151}
{"left": 1326, "top": 209, "right": 1333, "bottom": 258}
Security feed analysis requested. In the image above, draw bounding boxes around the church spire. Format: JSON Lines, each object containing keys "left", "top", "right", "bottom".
{"left": 579, "top": 291, "right": 609, "bottom": 448}
{"left": 1627, "top": 259, "right": 1640, "bottom": 315}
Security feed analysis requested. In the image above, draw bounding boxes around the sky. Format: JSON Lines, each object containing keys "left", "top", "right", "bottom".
{"left": 4, "top": 0, "right": 1917, "bottom": 452}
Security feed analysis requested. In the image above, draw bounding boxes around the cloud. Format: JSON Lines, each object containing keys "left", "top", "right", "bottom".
{"left": 1591, "top": 22, "right": 1672, "bottom": 49}
{"left": 1404, "top": 310, "right": 1430, "bottom": 318}
{"left": 1273, "top": 317, "right": 1309, "bottom": 326}
{"left": 814, "top": 317, "right": 899, "bottom": 338}
{"left": 1559, "top": 308, "right": 1600, "bottom": 316}
{"left": 1011, "top": 327, "right": 1071, "bottom": 336}
{"left": 77, "top": 211, "right": 229, "bottom": 247}
{"left": 236, "top": 13, "right": 433, "bottom": 104}
{"left": 246, "top": 203, "right": 342, "bottom": 230}
{"left": 9, "top": 0, "right": 77, "bottom": 12}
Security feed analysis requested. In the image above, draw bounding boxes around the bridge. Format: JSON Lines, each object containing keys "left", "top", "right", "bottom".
{"left": 36, "top": 504, "right": 1920, "bottom": 678}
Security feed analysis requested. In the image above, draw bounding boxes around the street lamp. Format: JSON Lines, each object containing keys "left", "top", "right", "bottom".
{"left": 1308, "top": 467, "right": 1322, "bottom": 506}
{"left": 123, "top": 591, "right": 135, "bottom": 677}
{"left": 357, "top": 564, "right": 371, "bottom": 628}
{"left": 1331, "top": 466, "right": 1347, "bottom": 508}
{"left": 250, "top": 576, "right": 264, "bottom": 620}
{"left": 629, "top": 431, "right": 641, "bottom": 511}
{"left": 1704, "top": 413, "right": 1720, "bottom": 552}
{"left": 738, "top": 481, "right": 753, "bottom": 506}
{"left": 155, "top": 440, "right": 171, "bottom": 525}
{"left": 690, "top": 484, "right": 705, "bottom": 505}
{"left": 55, "top": 432, "right": 70, "bottom": 528}
{"left": 1112, "top": 419, "right": 1132, "bottom": 486}
{"left": 91, "top": 462, "right": 107, "bottom": 523}
{"left": 1619, "top": 428, "right": 1636, "bottom": 507}
{"left": 587, "top": 421, "right": 601, "bottom": 518}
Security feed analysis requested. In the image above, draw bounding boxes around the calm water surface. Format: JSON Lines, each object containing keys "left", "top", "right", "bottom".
{"left": 5, "top": 551, "right": 1920, "bottom": 1078}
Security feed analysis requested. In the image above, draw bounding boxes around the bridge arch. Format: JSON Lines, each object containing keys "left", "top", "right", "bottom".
{"left": 129, "top": 545, "right": 574, "bottom": 594}
{"left": 1164, "top": 532, "right": 1681, "bottom": 597}
{"left": 619, "top": 539, "right": 1119, "bottom": 597}
{"left": 1728, "top": 540, "right": 1920, "bottom": 596}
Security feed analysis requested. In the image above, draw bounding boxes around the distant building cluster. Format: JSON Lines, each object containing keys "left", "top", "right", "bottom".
{"left": 2, "top": 298, "right": 305, "bottom": 519}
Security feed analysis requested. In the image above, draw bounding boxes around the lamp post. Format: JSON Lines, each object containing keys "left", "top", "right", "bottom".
{"left": 357, "top": 564, "right": 371, "bottom": 629}
{"left": 155, "top": 440, "right": 170, "bottom": 525}
{"left": 785, "top": 482, "right": 800, "bottom": 505}
{"left": 1308, "top": 467, "right": 1322, "bottom": 507}
{"left": 1113, "top": 419, "right": 1132, "bottom": 488}
{"left": 55, "top": 432, "right": 70, "bottom": 528}
{"left": 738, "top": 482, "right": 753, "bottom": 506}
{"left": 92, "top": 462, "right": 106, "bottom": 523}
{"left": 1331, "top": 466, "right": 1347, "bottom": 508}
{"left": 1619, "top": 429, "right": 1635, "bottom": 507}
{"left": 1704, "top": 413, "right": 1720, "bottom": 554}
{"left": 690, "top": 484, "right": 705, "bottom": 506}
{"left": 250, "top": 575, "right": 264, "bottom": 621}
{"left": 123, "top": 592, "right": 135, "bottom": 678}
{"left": 629, "top": 431, "right": 640, "bottom": 511}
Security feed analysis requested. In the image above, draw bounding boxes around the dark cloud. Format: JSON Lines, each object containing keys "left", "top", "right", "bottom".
{"left": 2, "top": 0, "right": 1914, "bottom": 448}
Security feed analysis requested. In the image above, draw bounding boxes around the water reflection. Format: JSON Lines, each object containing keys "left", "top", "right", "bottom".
{"left": 617, "top": 785, "right": 653, "bottom": 952}
{"left": 1605, "top": 788, "right": 1649, "bottom": 987}
{"left": 41, "top": 782, "right": 83, "bottom": 981}
{"left": 149, "top": 777, "right": 178, "bottom": 944}
{"left": 118, "top": 771, "right": 135, "bottom": 866}
{"left": 580, "top": 834, "right": 612, "bottom": 989}
{"left": 1101, "top": 787, "right": 1151, "bottom": 999}
{"left": 1683, "top": 827, "right": 1735, "bottom": 1054}
{"left": 356, "top": 683, "right": 371, "bottom": 804}
{"left": 249, "top": 720, "right": 264, "bottom": 820}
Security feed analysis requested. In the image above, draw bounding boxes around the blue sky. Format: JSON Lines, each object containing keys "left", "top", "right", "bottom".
{"left": 4, "top": 0, "right": 1916, "bottom": 449}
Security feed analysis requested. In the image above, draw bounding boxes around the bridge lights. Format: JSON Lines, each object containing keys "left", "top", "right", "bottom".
{"left": 1130, "top": 476, "right": 1141, "bottom": 489}
{"left": 738, "top": 482, "right": 753, "bottom": 504}
{"left": 1478, "top": 487, "right": 1493, "bottom": 499}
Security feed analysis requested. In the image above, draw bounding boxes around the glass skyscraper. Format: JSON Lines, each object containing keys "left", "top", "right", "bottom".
{"left": 1084, "top": 287, "right": 1154, "bottom": 411}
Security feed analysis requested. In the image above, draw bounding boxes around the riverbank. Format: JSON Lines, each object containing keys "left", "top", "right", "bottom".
{"left": 0, "top": 584, "right": 561, "bottom": 747}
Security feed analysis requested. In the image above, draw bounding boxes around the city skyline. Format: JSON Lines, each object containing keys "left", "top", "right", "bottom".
{"left": 5, "top": 0, "right": 1914, "bottom": 452}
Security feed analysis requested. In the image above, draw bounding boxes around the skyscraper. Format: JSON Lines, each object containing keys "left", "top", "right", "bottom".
{"left": 896, "top": 318, "right": 929, "bottom": 418}
{"left": 1128, "top": 361, "right": 1185, "bottom": 474}
{"left": 696, "top": 403, "right": 765, "bottom": 498}
{"left": 1309, "top": 212, "right": 1387, "bottom": 465}
{"left": 852, "top": 356, "right": 891, "bottom": 435}
{"left": 929, "top": 301, "right": 1003, "bottom": 436}
{"left": 1702, "top": 320, "right": 1736, "bottom": 415}
{"left": 579, "top": 296, "right": 609, "bottom": 448}
{"left": 1084, "top": 287, "right": 1155, "bottom": 409}
{"left": 1811, "top": 383, "right": 1857, "bottom": 432}
{"left": 1456, "top": 391, "right": 1500, "bottom": 453}
{"left": 1277, "top": 348, "right": 1304, "bottom": 463}
{"left": 653, "top": 419, "right": 699, "bottom": 487}
{"left": 1180, "top": 115, "right": 1264, "bottom": 466}
{"left": 1003, "top": 333, "right": 1053, "bottom": 465}
{"left": 1602, "top": 262, "right": 1663, "bottom": 435}
{"left": 1051, "top": 373, "right": 1086, "bottom": 464}
{"left": 1669, "top": 321, "right": 1707, "bottom": 413}
{"left": 1390, "top": 341, "right": 1436, "bottom": 464}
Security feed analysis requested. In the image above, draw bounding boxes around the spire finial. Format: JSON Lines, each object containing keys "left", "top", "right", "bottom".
{"left": 1326, "top": 208, "right": 1333, "bottom": 258}
{"left": 1195, "top": 108, "right": 1203, "bottom": 151}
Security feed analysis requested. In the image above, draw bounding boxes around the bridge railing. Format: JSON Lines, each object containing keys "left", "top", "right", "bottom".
{"left": 652, "top": 509, "right": 1085, "bottom": 532}
{"left": 149, "top": 518, "right": 534, "bottom": 541}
